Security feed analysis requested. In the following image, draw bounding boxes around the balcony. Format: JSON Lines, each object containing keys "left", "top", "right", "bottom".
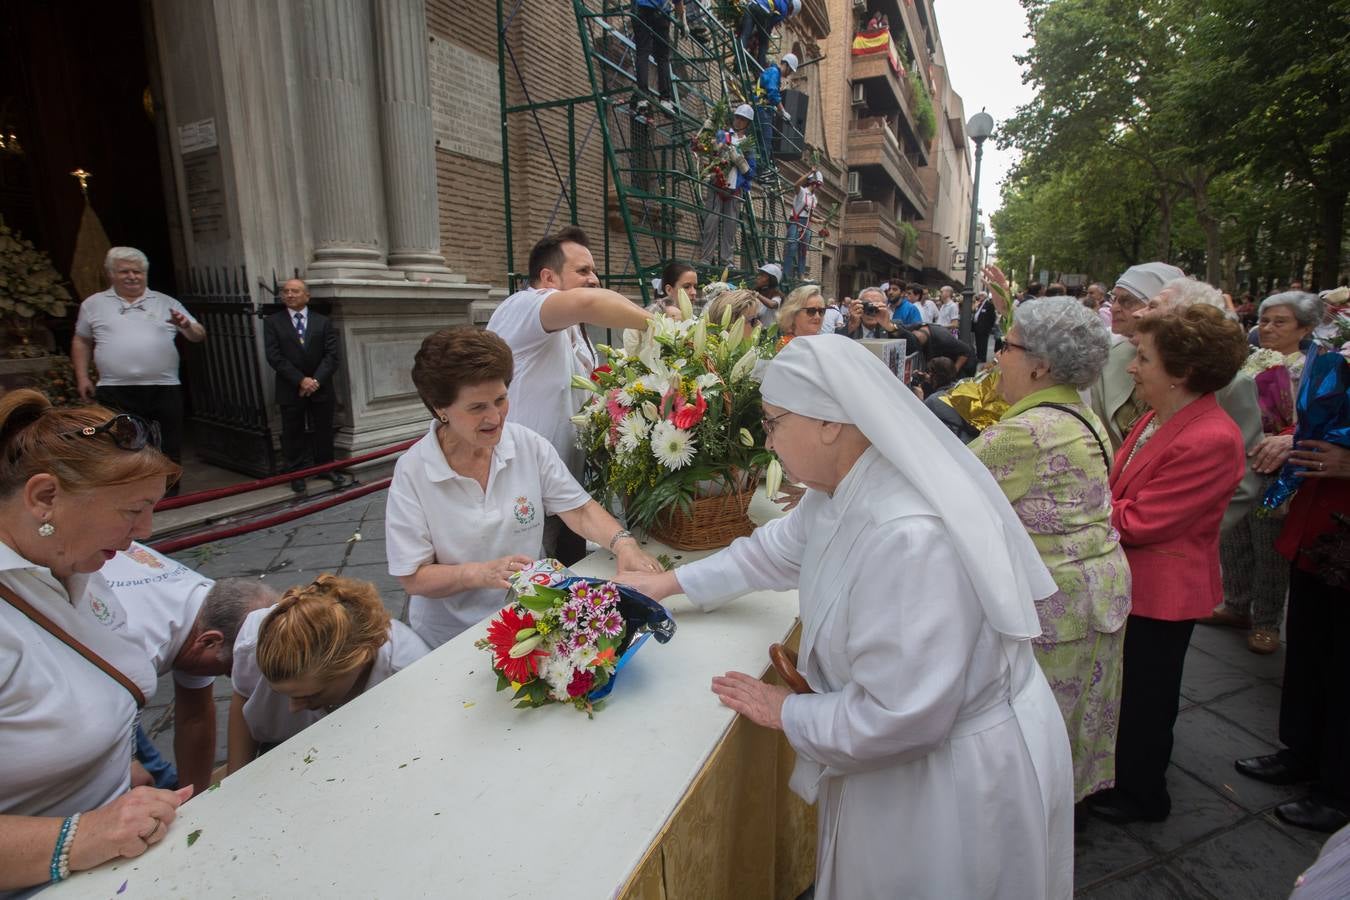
{"left": 847, "top": 117, "right": 928, "bottom": 214}
{"left": 842, "top": 200, "right": 902, "bottom": 262}
{"left": 849, "top": 41, "right": 928, "bottom": 164}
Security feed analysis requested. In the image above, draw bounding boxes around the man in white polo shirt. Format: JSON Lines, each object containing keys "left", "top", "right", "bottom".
{"left": 487, "top": 226, "right": 651, "bottom": 563}
{"left": 83, "top": 543, "right": 275, "bottom": 794}
{"left": 72, "top": 246, "right": 206, "bottom": 467}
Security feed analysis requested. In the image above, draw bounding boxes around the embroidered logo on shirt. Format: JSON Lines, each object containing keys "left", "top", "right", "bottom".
{"left": 90, "top": 595, "right": 114, "bottom": 624}
{"left": 513, "top": 496, "right": 536, "bottom": 525}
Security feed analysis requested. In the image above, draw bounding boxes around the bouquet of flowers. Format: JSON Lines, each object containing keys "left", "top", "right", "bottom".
{"left": 1242, "top": 347, "right": 1299, "bottom": 434}
{"left": 571, "top": 297, "right": 781, "bottom": 533}
{"left": 476, "top": 560, "right": 676, "bottom": 715}
{"left": 1261, "top": 345, "right": 1350, "bottom": 514}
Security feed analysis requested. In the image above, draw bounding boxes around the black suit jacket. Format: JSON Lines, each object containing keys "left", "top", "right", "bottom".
{"left": 263, "top": 308, "right": 340, "bottom": 407}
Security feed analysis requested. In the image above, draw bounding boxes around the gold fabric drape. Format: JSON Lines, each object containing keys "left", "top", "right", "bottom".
{"left": 620, "top": 624, "right": 816, "bottom": 900}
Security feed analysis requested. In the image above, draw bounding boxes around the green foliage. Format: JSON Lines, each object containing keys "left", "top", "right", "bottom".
{"left": 908, "top": 71, "right": 937, "bottom": 144}
{"left": 897, "top": 221, "right": 919, "bottom": 257}
{"left": 0, "top": 216, "right": 71, "bottom": 322}
{"left": 996, "top": 0, "right": 1350, "bottom": 289}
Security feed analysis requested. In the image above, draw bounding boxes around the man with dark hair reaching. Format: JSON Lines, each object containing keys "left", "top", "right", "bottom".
{"left": 487, "top": 227, "right": 652, "bottom": 563}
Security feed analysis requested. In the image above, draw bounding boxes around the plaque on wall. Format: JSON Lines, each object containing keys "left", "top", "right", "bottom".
{"left": 183, "top": 149, "right": 228, "bottom": 241}
{"left": 428, "top": 35, "right": 503, "bottom": 164}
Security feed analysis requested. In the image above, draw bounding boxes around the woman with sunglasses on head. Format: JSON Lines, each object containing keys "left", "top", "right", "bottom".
{"left": 775, "top": 283, "right": 826, "bottom": 349}
{"left": 0, "top": 390, "right": 191, "bottom": 896}
{"left": 226, "top": 575, "right": 429, "bottom": 773}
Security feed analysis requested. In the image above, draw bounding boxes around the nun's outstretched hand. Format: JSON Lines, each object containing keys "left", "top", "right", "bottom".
{"left": 712, "top": 671, "right": 791, "bottom": 730}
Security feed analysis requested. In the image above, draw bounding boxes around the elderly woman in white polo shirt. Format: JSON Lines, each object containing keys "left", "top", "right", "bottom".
{"left": 385, "top": 327, "right": 662, "bottom": 648}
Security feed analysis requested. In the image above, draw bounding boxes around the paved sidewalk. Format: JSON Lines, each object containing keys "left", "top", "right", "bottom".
{"left": 141, "top": 489, "right": 1325, "bottom": 897}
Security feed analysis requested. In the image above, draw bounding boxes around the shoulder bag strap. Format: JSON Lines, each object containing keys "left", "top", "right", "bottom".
{"left": 0, "top": 584, "right": 146, "bottom": 708}
{"left": 1032, "top": 402, "right": 1113, "bottom": 473}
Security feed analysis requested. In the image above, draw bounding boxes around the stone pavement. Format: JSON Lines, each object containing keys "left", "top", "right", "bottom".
{"left": 141, "top": 488, "right": 1325, "bottom": 897}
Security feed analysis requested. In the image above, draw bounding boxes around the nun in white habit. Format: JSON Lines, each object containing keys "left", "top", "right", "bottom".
{"left": 621, "top": 334, "right": 1074, "bottom": 899}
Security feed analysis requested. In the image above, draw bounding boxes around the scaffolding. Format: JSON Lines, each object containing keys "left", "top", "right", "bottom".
{"left": 497, "top": 0, "right": 809, "bottom": 304}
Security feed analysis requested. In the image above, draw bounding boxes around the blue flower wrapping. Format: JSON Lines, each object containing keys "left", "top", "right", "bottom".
{"left": 1261, "top": 346, "right": 1350, "bottom": 512}
{"left": 555, "top": 576, "right": 676, "bottom": 701}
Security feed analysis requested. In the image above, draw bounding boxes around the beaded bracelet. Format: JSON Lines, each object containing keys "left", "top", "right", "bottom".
{"left": 608, "top": 529, "right": 634, "bottom": 551}
{"left": 49, "top": 812, "right": 80, "bottom": 882}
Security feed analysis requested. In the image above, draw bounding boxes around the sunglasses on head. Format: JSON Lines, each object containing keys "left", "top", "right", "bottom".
{"left": 63, "top": 414, "right": 162, "bottom": 451}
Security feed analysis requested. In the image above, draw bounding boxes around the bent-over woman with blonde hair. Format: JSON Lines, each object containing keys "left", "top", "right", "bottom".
{"left": 227, "top": 575, "right": 430, "bottom": 772}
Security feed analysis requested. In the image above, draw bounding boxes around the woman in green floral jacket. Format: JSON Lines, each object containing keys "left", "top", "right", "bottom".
{"left": 969, "top": 298, "right": 1132, "bottom": 803}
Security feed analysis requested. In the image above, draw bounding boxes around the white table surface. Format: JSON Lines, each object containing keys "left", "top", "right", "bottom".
{"left": 48, "top": 496, "right": 797, "bottom": 899}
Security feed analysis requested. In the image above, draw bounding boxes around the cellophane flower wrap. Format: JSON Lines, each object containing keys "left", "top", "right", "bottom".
{"left": 572, "top": 305, "right": 780, "bottom": 532}
{"left": 1261, "top": 345, "right": 1350, "bottom": 513}
{"left": 1241, "top": 348, "right": 1299, "bottom": 434}
{"left": 475, "top": 560, "right": 676, "bottom": 715}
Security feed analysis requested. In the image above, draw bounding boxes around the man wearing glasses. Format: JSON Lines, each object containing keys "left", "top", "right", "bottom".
{"left": 72, "top": 247, "right": 206, "bottom": 468}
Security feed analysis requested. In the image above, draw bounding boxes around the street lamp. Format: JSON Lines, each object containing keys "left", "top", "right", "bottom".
{"left": 980, "top": 232, "right": 995, "bottom": 275}
{"left": 960, "top": 109, "right": 995, "bottom": 345}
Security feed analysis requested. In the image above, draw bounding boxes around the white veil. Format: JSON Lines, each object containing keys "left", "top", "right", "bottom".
{"left": 760, "top": 334, "right": 1055, "bottom": 640}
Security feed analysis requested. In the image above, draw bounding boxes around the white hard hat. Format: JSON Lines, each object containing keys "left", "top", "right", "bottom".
{"left": 782, "top": 53, "right": 799, "bottom": 72}
{"left": 733, "top": 103, "right": 755, "bottom": 121}
{"left": 758, "top": 263, "right": 783, "bottom": 282}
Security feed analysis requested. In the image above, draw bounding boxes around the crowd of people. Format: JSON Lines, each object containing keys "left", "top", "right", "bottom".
{"left": 1, "top": 226, "right": 1346, "bottom": 898}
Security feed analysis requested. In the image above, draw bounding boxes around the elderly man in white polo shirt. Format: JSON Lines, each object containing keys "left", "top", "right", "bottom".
{"left": 83, "top": 544, "right": 275, "bottom": 794}
{"left": 72, "top": 247, "right": 205, "bottom": 467}
{"left": 487, "top": 226, "right": 651, "bottom": 564}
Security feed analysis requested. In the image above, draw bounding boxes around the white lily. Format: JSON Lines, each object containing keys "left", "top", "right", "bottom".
{"left": 719, "top": 300, "right": 733, "bottom": 329}
{"left": 642, "top": 400, "right": 660, "bottom": 422}
{"left": 677, "top": 286, "right": 694, "bottom": 321}
{"left": 691, "top": 317, "right": 708, "bottom": 357}
{"left": 749, "top": 323, "right": 762, "bottom": 347}
{"left": 764, "top": 457, "right": 783, "bottom": 500}
{"left": 570, "top": 374, "right": 601, "bottom": 394}
{"left": 730, "top": 347, "right": 758, "bottom": 382}
{"left": 569, "top": 411, "right": 591, "bottom": 427}
{"left": 739, "top": 427, "right": 754, "bottom": 447}
{"left": 622, "top": 327, "right": 642, "bottom": 357}
{"left": 724, "top": 317, "right": 746, "bottom": 355}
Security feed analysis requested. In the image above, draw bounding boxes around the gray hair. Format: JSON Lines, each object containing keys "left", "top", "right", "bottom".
{"left": 1013, "top": 298, "right": 1112, "bottom": 388}
{"left": 778, "top": 283, "right": 822, "bottom": 332}
{"left": 857, "top": 286, "right": 886, "bottom": 304}
{"left": 198, "top": 578, "right": 278, "bottom": 655}
{"left": 1159, "top": 277, "right": 1225, "bottom": 312}
{"left": 104, "top": 246, "right": 150, "bottom": 274}
{"left": 1259, "top": 291, "right": 1324, "bottom": 327}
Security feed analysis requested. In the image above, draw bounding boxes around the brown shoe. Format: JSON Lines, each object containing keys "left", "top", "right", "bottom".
{"left": 1248, "top": 627, "right": 1280, "bottom": 654}
{"left": 1198, "top": 606, "right": 1252, "bottom": 628}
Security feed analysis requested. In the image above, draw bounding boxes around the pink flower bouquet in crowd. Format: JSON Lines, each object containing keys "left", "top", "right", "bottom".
{"left": 475, "top": 560, "right": 675, "bottom": 715}
{"left": 1242, "top": 348, "right": 1297, "bottom": 434}
{"left": 571, "top": 299, "right": 780, "bottom": 534}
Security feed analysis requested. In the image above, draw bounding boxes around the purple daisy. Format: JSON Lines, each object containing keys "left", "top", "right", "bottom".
{"left": 597, "top": 609, "right": 624, "bottom": 638}
{"left": 559, "top": 599, "right": 586, "bottom": 631}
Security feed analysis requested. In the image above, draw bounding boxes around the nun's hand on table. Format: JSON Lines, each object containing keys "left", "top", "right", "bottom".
{"left": 712, "top": 671, "right": 791, "bottom": 730}
{"left": 614, "top": 569, "right": 681, "bottom": 602}
{"left": 1289, "top": 439, "right": 1350, "bottom": 479}
{"left": 1249, "top": 433, "right": 1294, "bottom": 474}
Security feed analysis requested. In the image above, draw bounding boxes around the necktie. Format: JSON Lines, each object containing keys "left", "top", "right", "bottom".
{"left": 294, "top": 312, "right": 305, "bottom": 345}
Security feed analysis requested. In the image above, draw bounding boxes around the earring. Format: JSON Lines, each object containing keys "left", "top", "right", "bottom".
{"left": 1169, "top": 384, "right": 1176, "bottom": 390}
{"left": 38, "top": 521, "right": 54, "bottom": 537}
{"left": 439, "top": 416, "right": 449, "bottom": 424}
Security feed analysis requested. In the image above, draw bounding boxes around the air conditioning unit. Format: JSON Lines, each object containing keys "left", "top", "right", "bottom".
{"left": 851, "top": 82, "right": 865, "bottom": 106}
{"left": 847, "top": 171, "right": 860, "bottom": 196}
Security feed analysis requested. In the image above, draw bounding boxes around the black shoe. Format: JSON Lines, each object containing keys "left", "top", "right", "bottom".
{"left": 1085, "top": 788, "right": 1169, "bottom": 824}
{"left": 320, "top": 471, "right": 349, "bottom": 486}
{"left": 290, "top": 478, "right": 307, "bottom": 493}
{"left": 1274, "top": 796, "right": 1350, "bottom": 833}
{"left": 1235, "top": 753, "right": 1314, "bottom": 786}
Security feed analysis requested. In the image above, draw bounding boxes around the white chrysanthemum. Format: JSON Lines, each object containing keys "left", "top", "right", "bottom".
{"left": 617, "top": 387, "right": 638, "bottom": 407}
{"left": 617, "top": 413, "right": 650, "bottom": 452}
{"left": 540, "top": 644, "right": 596, "bottom": 702}
{"left": 651, "top": 421, "right": 696, "bottom": 470}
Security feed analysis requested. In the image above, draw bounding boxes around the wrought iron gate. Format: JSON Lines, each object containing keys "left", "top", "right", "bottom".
{"left": 179, "top": 266, "right": 277, "bottom": 477}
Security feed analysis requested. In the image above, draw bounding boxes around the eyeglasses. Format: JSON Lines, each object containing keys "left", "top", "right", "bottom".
{"left": 999, "top": 339, "right": 1030, "bottom": 355}
{"left": 62, "top": 414, "right": 161, "bottom": 451}
{"left": 800, "top": 307, "right": 826, "bottom": 317}
{"left": 761, "top": 411, "right": 791, "bottom": 435}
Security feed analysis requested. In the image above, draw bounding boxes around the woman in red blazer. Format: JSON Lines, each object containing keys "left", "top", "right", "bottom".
{"left": 1088, "top": 305, "right": 1249, "bottom": 824}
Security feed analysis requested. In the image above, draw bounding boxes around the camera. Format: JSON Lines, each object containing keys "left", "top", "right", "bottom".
{"left": 862, "top": 302, "right": 880, "bottom": 315}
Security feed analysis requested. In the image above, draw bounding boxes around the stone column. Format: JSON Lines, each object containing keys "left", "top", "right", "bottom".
{"left": 299, "top": 0, "right": 389, "bottom": 274}
{"left": 373, "top": 0, "right": 452, "bottom": 275}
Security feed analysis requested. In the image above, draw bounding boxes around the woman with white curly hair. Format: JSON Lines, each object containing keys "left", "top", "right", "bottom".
{"left": 969, "top": 298, "right": 1132, "bottom": 804}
